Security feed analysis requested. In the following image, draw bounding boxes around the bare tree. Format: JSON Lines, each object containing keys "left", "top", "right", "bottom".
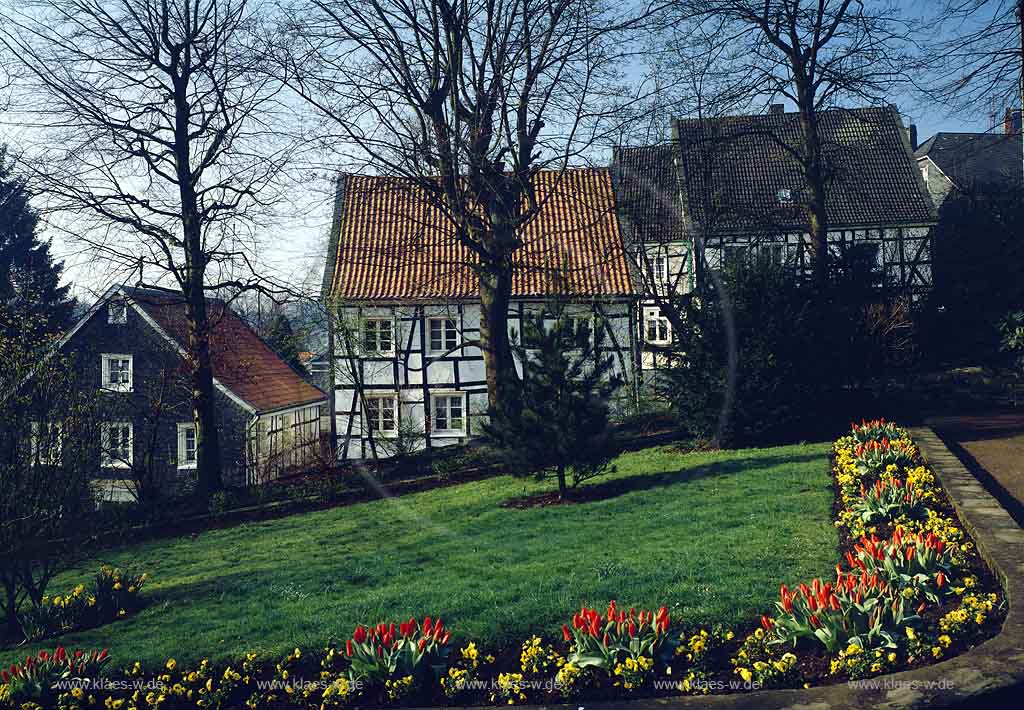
{"left": 661, "top": 0, "right": 913, "bottom": 282}
{"left": 920, "top": 1, "right": 1024, "bottom": 174}
{"left": 281, "top": 0, "right": 648, "bottom": 419}
{"left": 0, "top": 0, "right": 295, "bottom": 496}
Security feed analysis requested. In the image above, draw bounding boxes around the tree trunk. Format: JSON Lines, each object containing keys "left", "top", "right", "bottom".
{"left": 172, "top": 73, "right": 223, "bottom": 498}
{"left": 793, "top": 75, "right": 829, "bottom": 285}
{"left": 556, "top": 464, "right": 568, "bottom": 501}
{"left": 185, "top": 283, "right": 223, "bottom": 496}
{"left": 478, "top": 258, "right": 521, "bottom": 421}
{"left": 2, "top": 576, "right": 18, "bottom": 639}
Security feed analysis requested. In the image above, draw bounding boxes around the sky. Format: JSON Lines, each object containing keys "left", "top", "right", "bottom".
{"left": 6, "top": 0, "right": 1017, "bottom": 304}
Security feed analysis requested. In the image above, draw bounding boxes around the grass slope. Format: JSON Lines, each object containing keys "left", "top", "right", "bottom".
{"left": 2, "top": 442, "right": 837, "bottom": 667}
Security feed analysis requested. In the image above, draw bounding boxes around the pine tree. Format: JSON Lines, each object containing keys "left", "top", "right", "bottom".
{"left": 264, "top": 313, "right": 306, "bottom": 375}
{"left": 0, "top": 148, "right": 75, "bottom": 338}
{"left": 485, "top": 309, "right": 623, "bottom": 500}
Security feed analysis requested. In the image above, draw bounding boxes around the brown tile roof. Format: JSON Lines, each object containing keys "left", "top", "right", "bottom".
{"left": 128, "top": 289, "right": 325, "bottom": 414}
{"left": 614, "top": 106, "right": 935, "bottom": 238}
{"left": 325, "top": 168, "right": 633, "bottom": 301}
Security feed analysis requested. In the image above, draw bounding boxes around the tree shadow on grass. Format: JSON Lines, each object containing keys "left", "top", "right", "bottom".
{"left": 503, "top": 450, "right": 828, "bottom": 508}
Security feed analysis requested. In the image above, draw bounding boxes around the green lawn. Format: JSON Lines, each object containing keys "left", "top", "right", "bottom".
{"left": 1, "top": 442, "right": 837, "bottom": 668}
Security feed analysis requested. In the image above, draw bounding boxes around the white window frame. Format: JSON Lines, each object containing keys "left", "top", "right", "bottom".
{"left": 364, "top": 393, "right": 399, "bottom": 437}
{"left": 653, "top": 253, "right": 669, "bottom": 291}
{"left": 30, "top": 421, "right": 63, "bottom": 466}
{"left": 427, "top": 317, "right": 459, "bottom": 354}
{"left": 101, "top": 354, "right": 133, "bottom": 392}
{"left": 177, "top": 422, "right": 198, "bottom": 470}
{"left": 644, "top": 314, "right": 671, "bottom": 345}
{"left": 363, "top": 317, "right": 395, "bottom": 355}
{"left": 107, "top": 297, "right": 128, "bottom": 325}
{"left": 101, "top": 421, "right": 133, "bottom": 468}
{"left": 431, "top": 392, "right": 466, "bottom": 436}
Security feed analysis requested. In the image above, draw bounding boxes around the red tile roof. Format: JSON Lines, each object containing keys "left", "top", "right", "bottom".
{"left": 129, "top": 289, "right": 325, "bottom": 414}
{"left": 325, "top": 168, "right": 634, "bottom": 301}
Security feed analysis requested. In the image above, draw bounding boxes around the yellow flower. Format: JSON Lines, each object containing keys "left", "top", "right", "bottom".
{"left": 888, "top": 653, "right": 897, "bottom": 663}
{"left": 72, "top": 688, "right": 84, "bottom": 700}
{"left": 736, "top": 667, "right": 752, "bottom": 683}
{"left": 938, "top": 635, "right": 952, "bottom": 648}
{"left": 905, "top": 627, "right": 917, "bottom": 640}
{"left": 165, "top": 659, "right": 176, "bottom": 671}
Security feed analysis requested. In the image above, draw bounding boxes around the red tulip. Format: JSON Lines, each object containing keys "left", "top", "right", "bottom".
{"left": 1, "top": 670, "right": 7, "bottom": 682}
{"left": 918, "top": 602, "right": 927, "bottom": 615}
{"left": 936, "top": 572, "right": 945, "bottom": 588}
{"left": 345, "top": 640, "right": 353, "bottom": 657}
{"left": 423, "top": 617, "right": 432, "bottom": 635}
{"left": 354, "top": 626, "right": 367, "bottom": 644}
{"left": 418, "top": 638, "right": 427, "bottom": 652}
{"left": 442, "top": 632, "right": 451, "bottom": 645}
{"left": 97, "top": 649, "right": 109, "bottom": 661}
{"left": 562, "top": 624, "right": 572, "bottom": 642}
{"left": 760, "top": 615, "right": 773, "bottom": 631}
{"left": 628, "top": 619, "right": 637, "bottom": 637}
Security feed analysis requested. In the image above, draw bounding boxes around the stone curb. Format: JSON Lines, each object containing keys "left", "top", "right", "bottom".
{"left": 437, "top": 428, "right": 1023, "bottom": 710}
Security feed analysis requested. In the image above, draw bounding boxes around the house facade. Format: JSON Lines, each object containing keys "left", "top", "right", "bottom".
{"left": 53, "top": 287, "right": 327, "bottom": 501}
{"left": 914, "top": 109, "right": 1023, "bottom": 207}
{"left": 613, "top": 106, "right": 937, "bottom": 369}
{"left": 322, "top": 170, "right": 640, "bottom": 460}
{"left": 322, "top": 106, "right": 937, "bottom": 458}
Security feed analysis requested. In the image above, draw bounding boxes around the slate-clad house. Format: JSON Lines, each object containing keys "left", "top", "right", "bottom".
{"left": 322, "top": 169, "right": 638, "bottom": 459}
{"left": 323, "top": 106, "right": 937, "bottom": 458}
{"left": 611, "top": 106, "right": 937, "bottom": 368}
{"left": 54, "top": 286, "right": 327, "bottom": 500}
{"left": 914, "top": 109, "right": 1023, "bottom": 207}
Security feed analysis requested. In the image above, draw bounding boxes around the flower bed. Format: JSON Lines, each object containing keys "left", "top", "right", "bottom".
{"left": 16, "top": 567, "right": 147, "bottom": 644}
{"left": 0, "top": 421, "right": 1005, "bottom": 709}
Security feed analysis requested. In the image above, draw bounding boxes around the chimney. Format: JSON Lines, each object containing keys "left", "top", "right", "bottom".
{"left": 769, "top": 103, "right": 785, "bottom": 115}
{"left": 906, "top": 123, "right": 918, "bottom": 151}
{"left": 1005, "top": 108, "right": 1022, "bottom": 135}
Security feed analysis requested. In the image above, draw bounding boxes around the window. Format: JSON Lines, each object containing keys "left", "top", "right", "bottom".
{"left": 428, "top": 317, "right": 459, "bottom": 354}
{"left": 101, "top": 422, "right": 133, "bottom": 467}
{"left": 645, "top": 315, "right": 671, "bottom": 345}
{"left": 108, "top": 297, "right": 128, "bottom": 324}
{"left": 101, "top": 354, "right": 133, "bottom": 392}
{"left": 363, "top": 318, "right": 394, "bottom": 355}
{"left": 30, "top": 422, "right": 63, "bottom": 466}
{"left": 653, "top": 253, "right": 669, "bottom": 290}
{"left": 365, "top": 394, "right": 398, "bottom": 435}
{"left": 431, "top": 393, "right": 465, "bottom": 435}
{"left": 563, "top": 316, "right": 591, "bottom": 347}
{"left": 177, "top": 423, "right": 197, "bottom": 469}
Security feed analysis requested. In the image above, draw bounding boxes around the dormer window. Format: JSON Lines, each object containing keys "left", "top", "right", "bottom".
{"left": 108, "top": 297, "right": 128, "bottom": 325}
{"left": 776, "top": 188, "right": 794, "bottom": 206}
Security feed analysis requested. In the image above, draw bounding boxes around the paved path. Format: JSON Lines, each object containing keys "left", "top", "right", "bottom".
{"left": 926, "top": 413, "right": 1024, "bottom": 527}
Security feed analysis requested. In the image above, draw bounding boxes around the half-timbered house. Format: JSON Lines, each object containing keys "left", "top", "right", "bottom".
{"left": 612, "top": 106, "right": 937, "bottom": 368}
{"left": 321, "top": 169, "right": 639, "bottom": 460}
